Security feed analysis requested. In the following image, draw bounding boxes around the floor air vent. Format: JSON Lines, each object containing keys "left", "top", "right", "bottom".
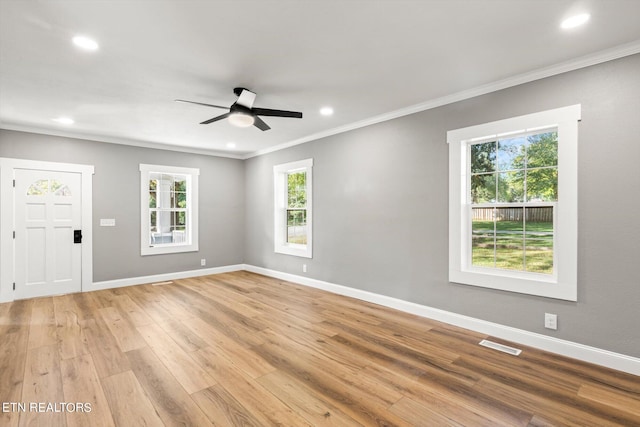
{"left": 479, "top": 339, "right": 522, "bottom": 356}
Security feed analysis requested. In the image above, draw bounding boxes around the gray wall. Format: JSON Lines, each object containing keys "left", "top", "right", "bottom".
{"left": 244, "top": 54, "right": 640, "bottom": 358}
{"left": 0, "top": 131, "right": 245, "bottom": 282}
{"left": 1, "top": 54, "right": 638, "bottom": 358}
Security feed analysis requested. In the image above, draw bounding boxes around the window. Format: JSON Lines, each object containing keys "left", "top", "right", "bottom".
{"left": 447, "top": 105, "right": 580, "bottom": 301}
{"left": 140, "top": 164, "right": 199, "bottom": 256}
{"left": 274, "top": 159, "right": 313, "bottom": 258}
{"left": 27, "top": 179, "right": 71, "bottom": 196}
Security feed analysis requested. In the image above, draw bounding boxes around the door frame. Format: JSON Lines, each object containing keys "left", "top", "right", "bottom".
{"left": 0, "top": 157, "right": 94, "bottom": 303}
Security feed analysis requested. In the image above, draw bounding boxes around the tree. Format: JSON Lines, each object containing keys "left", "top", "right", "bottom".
{"left": 287, "top": 171, "right": 306, "bottom": 208}
{"left": 470, "top": 142, "right": 496, "bottom": 203}
{"left": 513, "top": 132, "right": 558, "bottom": 201}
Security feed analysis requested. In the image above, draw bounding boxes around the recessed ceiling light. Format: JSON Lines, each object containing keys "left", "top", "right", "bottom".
{"left": 52, "top": 117, "right": 74, "bottom": 125}
{"left": 72, "top": 35, "right": 99, "bottom": 51}
{"left": 561, "top": 13, "right": 590, "bottom": 29}
{"left": 226, "top": 142, "right": 236, "bottom": 149}
{"left": 320, "top": 107, "right": 334, "bottom": 116}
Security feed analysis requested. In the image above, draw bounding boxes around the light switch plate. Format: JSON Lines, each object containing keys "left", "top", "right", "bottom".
{"left": 100, "top": 218, "right": 116, "bottom": 227}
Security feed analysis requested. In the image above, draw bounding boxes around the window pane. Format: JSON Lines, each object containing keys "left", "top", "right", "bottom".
{"left": 156, "top": 210, "right": 169, "bottom": 234}
{"left": 175, "top": 192, "right": 187, "bottom": 208}
{"left": 151, "top": 210, "right": 187, "bottom": 244}
{"left": 149, "top": 211, "right": 157, "bottom": 244}
{"left": 526, "top": 168, "right": 557, "bottom": 202}
{"left": 287, "top": 209, "right": 307, "bottom": 244}
{"left": 150, "top": 211, "right": 157, "bottom": 231}
{"left": 525, "top": 207, "right": 553, "bottom": 274}
{"left": 158, "top": 190, "right": 170, "bottom": 208}
{"left": 169, "top": 211, "right": 187, "bottom": 228}
{"left": 471, "top": 173, "right": 496, "bottom": 203}
{"left": 497, "top": 136, "right": 526, "bottom": 171}
{"left": 497, "top": 171, "right": 524, "bottom": 202}
{"left": 527, "top": 131, "right": 558, "bottom": 168}
{"left": 471, "top": 210, "right": 494, "bottom": 268}
{"left": 56, "top": 186, "right": 71, "bottom": 196}
{"left": 27, "top": 179, "right": 49, "bottom": 196}
{"left": 470, "top": 141, "right": 496, "bottom": 173}
{"left": 174, "top": 178, "right": 186, "bottom": 192}
{"left": 149, "top": 176, "right": 189, "bottom": 245}
{"left": 495, "top": 208, "right": 524, "bottom": 271}
{"left": 287, "top": 172, "right": 306, "bottom": 208}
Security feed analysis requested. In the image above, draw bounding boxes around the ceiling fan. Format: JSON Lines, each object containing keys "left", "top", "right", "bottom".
{"left": 175, "top": 87, "right": 303, "bottom": 131}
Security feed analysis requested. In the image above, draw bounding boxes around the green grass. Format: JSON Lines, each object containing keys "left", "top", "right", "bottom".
{"left": 287, "top": 235, "right": 307, "bottom": 245}
{"left": 472, "top": 220, "right": 553, "bottom": 274}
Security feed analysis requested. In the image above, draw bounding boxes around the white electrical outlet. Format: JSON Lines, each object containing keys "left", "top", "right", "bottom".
{"left": 201, "top": 259, "right": 206, "bottom": 266}
{"left": 545, "top": 313, "right": 558, "bottom": 330}
{"left": 302, "top": 264, "right": 307, "bottom": 273}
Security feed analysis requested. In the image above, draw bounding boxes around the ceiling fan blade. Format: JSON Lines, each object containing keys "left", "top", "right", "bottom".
{"left": 200, "top": 112, "right": 230, "bottom": 125}
{"left": 175, "top": 99, "right": 228, "bottom": 109}
{"left": 236, "top": 89, "right": 256, "bottom": 109}
{"left": 253, "top": 116, "right": 271, "bottom": 131}
{"left": 252, "top": 107, "right": 303, "bottom": 118}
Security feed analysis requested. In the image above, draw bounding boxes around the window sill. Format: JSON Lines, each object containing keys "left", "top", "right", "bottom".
{"left": 141, "top": 243, "right": 198, "bottom": 256}
{"left": 275, "top": 243, "right": 312, "bottom": 259}
{"left": 449, "top": 268, "right": 576, "bottom": 301}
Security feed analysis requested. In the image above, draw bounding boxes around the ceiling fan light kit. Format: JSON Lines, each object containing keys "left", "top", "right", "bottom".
{"left": 176, "top": 87, "right": 303, "bottom": 131}
{"left": 228, "top": 112, "right": 255, "bottom": 128}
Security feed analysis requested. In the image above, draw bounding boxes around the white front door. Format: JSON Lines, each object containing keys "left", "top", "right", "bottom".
{"left": 14, "top": 169, "right": 82, "bottom": 299}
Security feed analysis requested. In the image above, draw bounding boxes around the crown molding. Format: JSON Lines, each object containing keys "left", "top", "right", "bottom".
{"left": 244, "top": 40, "right": 640, "bottom": 159}
{"left": 0, "top": 123, "right": 246, "bottom": 160}
{"left": 3, "top": 41, "right": 638, "bottom": 161}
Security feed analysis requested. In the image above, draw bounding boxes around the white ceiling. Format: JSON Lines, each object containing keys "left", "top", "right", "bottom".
{"left": 1, "top": 1, "right": 639, "bottom": 159}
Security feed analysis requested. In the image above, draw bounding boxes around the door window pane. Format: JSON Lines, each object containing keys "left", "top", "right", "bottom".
{"left": 26, "top": 179, "right": 49, "bottom": 196}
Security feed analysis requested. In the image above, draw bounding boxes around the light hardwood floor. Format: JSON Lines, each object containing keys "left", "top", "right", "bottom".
{"left": 1, "top": 271, "right": 638, "bottom": 426}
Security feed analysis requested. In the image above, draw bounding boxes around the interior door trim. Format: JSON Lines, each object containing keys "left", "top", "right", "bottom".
{"left": 0, "top": 157, "right": 94, "bottom": 303}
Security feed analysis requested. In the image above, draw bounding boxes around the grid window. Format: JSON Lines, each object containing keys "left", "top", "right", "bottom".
{"left": 470, "top": 131, "right": 557, "bottom": 274}
{"left": 447, "top": 105, "right": 580, "bottom": 301}
{"left": 140, "top": 164, "right": 199, "bottom": 255}
{"left": 286, "top": 171, "right": 308, "bottom": 245}
{"left": 274, "top": 159, "right": 313, "bottom": 258}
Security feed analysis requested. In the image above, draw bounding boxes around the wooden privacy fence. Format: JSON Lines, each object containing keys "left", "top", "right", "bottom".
{"left": 472, "top": 207, "right": 553, "bottom": 222}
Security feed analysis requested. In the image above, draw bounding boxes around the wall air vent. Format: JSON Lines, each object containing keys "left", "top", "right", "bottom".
{"left": 479, "top": 339, "right": 522, "bottom": 356}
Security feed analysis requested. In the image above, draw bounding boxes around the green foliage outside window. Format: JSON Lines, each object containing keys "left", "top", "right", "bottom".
{"left": 286, "top": 171, "right": 307, "bottom": 244}
{"left": 470, "top": 131, "right": 557, "bottom": 274}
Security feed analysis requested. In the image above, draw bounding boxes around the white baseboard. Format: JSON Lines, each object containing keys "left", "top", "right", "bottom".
{"left": 243, "top": 264, "right": 640, "bottom": 377}
{"left": 90, "top": 264, "right": 244, "bottom": 292}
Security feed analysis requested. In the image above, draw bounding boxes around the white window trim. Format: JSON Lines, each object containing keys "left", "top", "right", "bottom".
{"left": 447, "top": 105, "right": 580, "bottom": 301}
{"left": 140, "top": 164, "right": 199, "bottom": 256}
{"left": 274, "top": 158, "right": 313, "bottom": 258}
